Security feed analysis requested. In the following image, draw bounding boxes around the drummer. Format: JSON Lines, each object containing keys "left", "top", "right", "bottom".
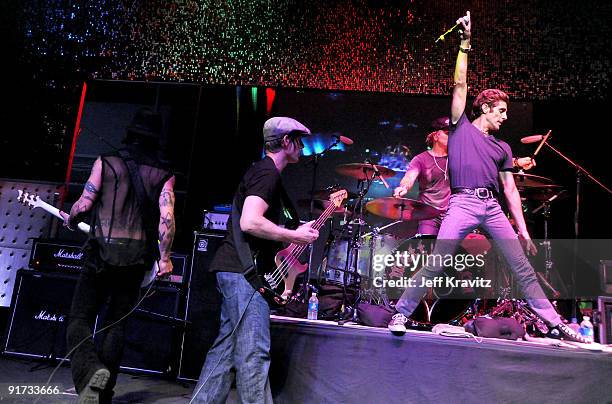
{"left": 393, "top": 117, "right": 536, "bottom": 236}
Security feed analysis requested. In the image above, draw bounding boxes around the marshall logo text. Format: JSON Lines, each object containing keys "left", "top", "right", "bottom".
{"left": 53, "top": 249, "right": 84, "bottom": 260}
{"left": 34, "top": 310, "right": 65, "bottom": 322}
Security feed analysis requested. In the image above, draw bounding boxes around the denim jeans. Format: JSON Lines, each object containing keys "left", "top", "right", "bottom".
{"left": 417, "top": 210, "right": 446, "bottom": 236}
{"left": 192, "top": 271, "right": 272, "bottom": 404}
{"left": 66, "top": 254, "right": 144, "bottom": 397}
{"left": 396, "top": 193, "right": 562, "bottom": 327}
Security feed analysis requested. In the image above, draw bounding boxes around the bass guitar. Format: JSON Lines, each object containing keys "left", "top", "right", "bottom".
{"left": 254, "top": 189, "right": 347, "bottom": 307}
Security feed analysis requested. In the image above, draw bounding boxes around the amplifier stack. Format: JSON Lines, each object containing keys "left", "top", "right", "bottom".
{"left": 3, "top": 232, "right": 224, "bottom": 378}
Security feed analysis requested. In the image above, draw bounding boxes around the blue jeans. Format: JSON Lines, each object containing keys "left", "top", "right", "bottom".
{"left": 396, "top": 193, "right": 562, "bottom": 327}
{"left": 192, "top": 272, "right": 272, "bottom": 404}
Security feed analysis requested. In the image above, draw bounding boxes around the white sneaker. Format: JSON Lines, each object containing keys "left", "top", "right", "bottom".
{"left": 388, "top": 313, "right": 408, "bottom": 335}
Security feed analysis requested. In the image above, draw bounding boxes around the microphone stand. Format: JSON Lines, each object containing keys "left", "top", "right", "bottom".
{"left": 303, "top": 138, "right": 342, "bottom": 302}
{"left": 539, "top": 140, "right": 612, "bottom": 318}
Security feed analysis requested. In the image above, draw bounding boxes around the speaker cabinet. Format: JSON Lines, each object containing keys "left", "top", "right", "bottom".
{"left": 3, "top": 270, "right": 78, "bottom": 359}
{"left": 3, "top": 269, "right": 182, "bottom": 375}
{"left": 95, "top": 283, "right": 183, "bottom": 375}
{"left": 178, "top": 232, "right": 224, "bottom": 381}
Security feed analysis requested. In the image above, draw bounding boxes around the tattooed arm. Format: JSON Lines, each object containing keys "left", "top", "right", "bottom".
{"left": 63, "top": 158, "right": 102, "bottom": 230}
{"left": 157, "top": 175, "right": 176, "bottom": 276}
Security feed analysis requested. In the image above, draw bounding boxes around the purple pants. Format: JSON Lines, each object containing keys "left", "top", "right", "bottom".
{"left": 396, "top": 193, "right": 562, "bottom": 327}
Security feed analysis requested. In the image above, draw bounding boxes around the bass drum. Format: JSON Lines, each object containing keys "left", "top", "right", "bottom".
{"left": 382, "top": 234, "right": 486, "bottom": 325}
{"left": 320, "top": 233, "right": 402, "bottom": 288}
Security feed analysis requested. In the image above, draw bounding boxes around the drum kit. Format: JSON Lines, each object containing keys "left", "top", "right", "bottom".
{"left": 309, "top": 161, "right": 568, "bottom": 328}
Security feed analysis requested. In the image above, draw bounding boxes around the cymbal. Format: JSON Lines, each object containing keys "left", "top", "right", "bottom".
{"left": 513, "top": 172, "right": 555, "bottom": 188}
{"left": 365, "top": 197, "right": 442, "bottom": 221}
{"left": 335, "top": 163, "right": 395, "bottom": 180}
{"left": 520, "top": 185, "right": 566, "bottom": 201}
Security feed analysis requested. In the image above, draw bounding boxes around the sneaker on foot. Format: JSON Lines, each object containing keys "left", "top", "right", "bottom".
{"left": 548, "top": 322, "right": 591, "bottom": 344}
{"left": 78, "top": 368, "right": 110, "bottom": 404}
{"left": 388, "top": 313, "right": 408, "bottom": 335}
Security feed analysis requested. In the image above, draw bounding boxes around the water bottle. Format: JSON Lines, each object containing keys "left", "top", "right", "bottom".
{"left": 579, "top": 316, "right": 594, "bottom": 342}
{"left": 307, "top": 293, "right": 319, "bottom": 320}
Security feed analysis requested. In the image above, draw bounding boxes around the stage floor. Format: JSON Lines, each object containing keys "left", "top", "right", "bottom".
{"left": 268, "top": 315, "right": 612, "bottom": 404}
{"left": 1, "top": 315, "right": 610, "bottom": 403}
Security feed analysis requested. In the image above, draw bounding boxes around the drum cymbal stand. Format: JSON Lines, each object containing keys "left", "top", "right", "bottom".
{"left": 338, "top": 168, "right": 377, "bottom": 323}
{"left": 532, "top": 190, "right": 567, "bottom": 298}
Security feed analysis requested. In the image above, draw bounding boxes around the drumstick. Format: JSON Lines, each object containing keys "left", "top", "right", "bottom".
{"left": 531, "top": 129, "right": 551, "bottom": 159}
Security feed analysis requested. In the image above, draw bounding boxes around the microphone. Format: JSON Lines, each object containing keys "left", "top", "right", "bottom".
{"left": 332, "top": 134, "right": 354, "bottom": 145}
{"left": 435, "top": 15, "right": 470, "bottom": 44}
{"left": 365, "top": 159, "right": 389, "bottom": 189}
{"left": 521, "top": 135, "right": 544, "bottom": 144}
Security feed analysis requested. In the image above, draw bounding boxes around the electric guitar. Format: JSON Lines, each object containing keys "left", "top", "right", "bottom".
{"left": 254, "top": 189, "right": 347, "bottom": 307}
{"left": 16, "top": 190, "right": 158, "bottom": 288}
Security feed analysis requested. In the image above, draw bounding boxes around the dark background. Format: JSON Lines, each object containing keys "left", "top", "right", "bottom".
{"left": 0, "top": 1, "right": 610, "bottom": 251}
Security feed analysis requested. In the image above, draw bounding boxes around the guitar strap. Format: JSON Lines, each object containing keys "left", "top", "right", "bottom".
{"left": 117, "top": 149, "right": 161, "bottom": 262}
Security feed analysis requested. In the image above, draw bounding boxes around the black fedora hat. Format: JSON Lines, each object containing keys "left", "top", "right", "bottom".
{"left": 126, "top": 107, "right": 162, "bottom": 138}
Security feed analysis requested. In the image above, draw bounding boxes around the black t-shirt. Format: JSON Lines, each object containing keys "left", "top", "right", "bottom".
{"left": 448, "top": 113, "right": 513, "bottom": 193}
{"left": 209, "top": 156, "right": 285, "bottom": 273}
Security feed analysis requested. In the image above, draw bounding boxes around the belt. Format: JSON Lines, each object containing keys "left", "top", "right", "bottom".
{"left": 451, "top": 187, "right": 498, "bottom": 200}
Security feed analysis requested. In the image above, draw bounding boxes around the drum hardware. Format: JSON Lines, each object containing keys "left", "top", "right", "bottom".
{"left": 301, "top": 139, "right": 350, "bottom": 304}
{"left": 521, "top": 132, "right": 612, "bottom": 320}
{"left": 490, "top": 299, "right": 549, "bottom": 336}
{"left": 364, "top": 197, "right": 442, "bottom": 222}
{"left": 333, "top": 161, "right": 397, "bottom": 322}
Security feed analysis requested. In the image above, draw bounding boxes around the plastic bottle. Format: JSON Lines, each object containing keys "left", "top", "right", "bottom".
{"left": 307, "top": 293, "right": 319, "bottom": 320}
{"left": 579, "top": 316, "right": 594, "bottom": 342}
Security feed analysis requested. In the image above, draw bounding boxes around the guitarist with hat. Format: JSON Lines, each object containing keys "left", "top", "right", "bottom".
{"left": 192, "top": 117, "right": 319, "bottom": 403}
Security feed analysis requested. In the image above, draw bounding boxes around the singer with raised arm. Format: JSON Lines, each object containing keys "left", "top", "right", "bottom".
{"left": 388, "top": 12, "right": 588, "bottom": 343}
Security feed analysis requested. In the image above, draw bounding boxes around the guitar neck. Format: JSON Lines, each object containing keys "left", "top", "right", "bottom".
{"left": 287, "top": 201, "right": 338, "bottom": 251}
{"left": 36, "top": 199, "right": 91, "bottom": 234}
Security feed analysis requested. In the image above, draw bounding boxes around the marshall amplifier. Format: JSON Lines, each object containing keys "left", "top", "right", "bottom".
{"left": 30, "top": 238, "right": 85, "bottom": 272}
{"left": 29, "top": 238, "right": 188, "bottom": 284}
{"left": 3, "top": 269, "right": 79, "bottom": 359}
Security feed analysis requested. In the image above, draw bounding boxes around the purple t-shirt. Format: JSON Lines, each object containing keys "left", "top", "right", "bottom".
{"left": 410, "top": 151, "right": 450, "bottom": 210}
{"left": 448, "top": 113, "right": 513, "bottom": 193}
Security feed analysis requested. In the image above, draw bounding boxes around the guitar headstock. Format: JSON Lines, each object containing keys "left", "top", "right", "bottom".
{"left": 16, "top": 189, "right": 43, "bottom": 210}
{"left": 329, "top": 189, "right": 348, "bottom": 207}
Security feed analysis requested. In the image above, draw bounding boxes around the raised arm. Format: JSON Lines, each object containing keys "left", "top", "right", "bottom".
{"left": 158, "top": 175, "right": 176, "bottom": 275}
{"left": 451, "top": 11, "right": 471, "bottom": 124}
{"left": 65, "top": 157, "right": 103, "bottom": 230}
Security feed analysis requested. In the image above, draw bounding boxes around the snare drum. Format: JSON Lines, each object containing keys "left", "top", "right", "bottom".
{"left": 321, "top": 233, "right": 402, "bottom": 287}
